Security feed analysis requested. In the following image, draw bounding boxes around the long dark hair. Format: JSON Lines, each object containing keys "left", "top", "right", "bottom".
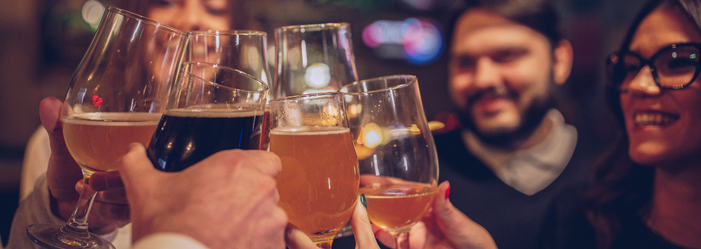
{"left": 585, "top": 0, "right": 701, "bottom": 248}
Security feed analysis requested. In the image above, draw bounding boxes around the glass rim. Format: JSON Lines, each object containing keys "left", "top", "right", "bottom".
{"left": 339, "top": 75, "right": 417, "bottom": 95}
{"left": 187, "top": 30, "right": 267, "bottom": 37}
{"left": 181, "top": 61, "right": 269, "bottom": 93}
{"left": 105, "top": 6, "right": 185, "bottom": 36}
{"left": 268, "top": 91, "right": 343, "bottom": 104}
{"left": 276, "top": 22, "right": 350, "bottom": 33}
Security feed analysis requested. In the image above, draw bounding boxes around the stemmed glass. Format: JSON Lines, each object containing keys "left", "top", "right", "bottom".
{"left": 25, "top": 6, "right": 186, "bottom": 249}
{"left": 273, "top": 22, "right": 359, "bottom": 238}
{"left": 339, "top": 75, "right": 439, "bottom": 249}
{"left": 268, "top": 92, "right": 359, "bottom": 248}
{"left": 147, "top": 62, "right": 269, "bottom": 172}
{"left": 273, "top": 22, "right": 358, "bottom": 98}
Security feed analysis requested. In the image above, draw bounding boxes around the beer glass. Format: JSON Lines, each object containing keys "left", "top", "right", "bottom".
{"left": 147, "top": 62, "right": 269, "bottom": 172}
{"left": 26, "top": 6, "right": 186, "bottom": 249}
{"left": 268, "top": 92, "right": 359, "bottom": 248}
{"left": 186, "top": 30, "right": 273, "bottom": 149}
{"left": 339, "top": 75, "right": 439, "bottom": 249}
{"left": 273, "top": 22, "right": 358, "bottom": 98}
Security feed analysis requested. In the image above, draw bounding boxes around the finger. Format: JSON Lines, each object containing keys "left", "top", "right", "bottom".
{"left": 351, "top": 195, "right": 380, "bottom": 249}
{"left": 372, "top": 224, "right": 396, "bottom": 248}
{"left": 118, "top": 143, "right": 162, "bottom": 199}
{"left": 39, "top": 97, "right": 64, "bottom": 135}
{"left": 90, "top": 171, "right": 124, "bottom": 191}
{"left": 41, "top": 97, "right": 82, "bottom": 199}
{"left": 284, "top": 223, "right": 317, "bottom": 249}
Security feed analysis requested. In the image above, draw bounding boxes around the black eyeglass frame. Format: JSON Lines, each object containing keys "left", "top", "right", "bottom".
{"left": 607, "top": 42, "right": 701, "bottom": 91}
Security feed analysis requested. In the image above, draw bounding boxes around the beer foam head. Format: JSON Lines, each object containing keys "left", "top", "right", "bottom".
{"left": 270, "top": 126, "right": 350, "bottom": 135}
{"left": 63, "top": 112, "right": 162, "bottom": 125}
{"left": 165, "top": 107, "right": 261, "bottom": 118}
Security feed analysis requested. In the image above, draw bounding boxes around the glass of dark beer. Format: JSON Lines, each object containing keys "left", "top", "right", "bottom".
{"left": 147, "top": 61, "right": 269, "bottom": 172}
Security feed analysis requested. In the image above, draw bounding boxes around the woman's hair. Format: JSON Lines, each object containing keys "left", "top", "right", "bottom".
{"left": 586, "top": 0, "right": 701, "bottom": 248}
{"left": 110, "top": 0, "right": 249, "bottom": 30}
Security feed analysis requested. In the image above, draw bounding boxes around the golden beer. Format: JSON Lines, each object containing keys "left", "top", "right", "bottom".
{"left": 63, "top": 112, "right": 160, "bottom": 175}
{"left": 361, "top": 183, "right": 436, "bottom": 233}
{"left": 270, "top": 126, "right": 359, "bottom": 241}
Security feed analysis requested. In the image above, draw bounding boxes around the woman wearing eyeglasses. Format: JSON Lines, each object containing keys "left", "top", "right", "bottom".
{"left": 540, "top": 0, "right": 701, "bottom": 248}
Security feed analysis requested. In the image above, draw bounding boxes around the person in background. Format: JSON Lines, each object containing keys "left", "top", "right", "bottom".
{"left": 432, "top": 0, "right": 605, "bottom": 248}
{"left": 541, "top": 0, "right": 701, "bottom": 248}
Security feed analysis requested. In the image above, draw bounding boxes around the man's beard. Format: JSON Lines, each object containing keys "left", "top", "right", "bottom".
{"left": 457, "top": 85, "right": 554, "bottom": 148}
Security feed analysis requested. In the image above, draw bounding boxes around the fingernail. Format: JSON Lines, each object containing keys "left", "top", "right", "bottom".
{"left": 360, "top": 194, "right": 367, "bottom": 208}
{"left": 445, "top": 186, "right": 450, "bottom": 200}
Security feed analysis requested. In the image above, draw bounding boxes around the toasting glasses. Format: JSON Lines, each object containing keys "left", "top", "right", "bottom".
{"left": 268, "top": 92, "right": 359, "bottom": 248}
{"left": 25, "top": 6, "right": 186, "bottom": 249}
{"left": 340, "top": 75, "right": 439, "bottom": 249}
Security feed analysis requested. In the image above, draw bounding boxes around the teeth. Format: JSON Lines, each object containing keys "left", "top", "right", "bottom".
{"left": 634, "top": 113, "right": 678, "bottom": 125}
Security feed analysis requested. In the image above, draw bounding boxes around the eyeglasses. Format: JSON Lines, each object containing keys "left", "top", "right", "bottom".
{"left": 608, "top": 43, "right": 701, "bottom": 91}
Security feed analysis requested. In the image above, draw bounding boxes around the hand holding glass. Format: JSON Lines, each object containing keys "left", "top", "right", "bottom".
{"left": 25, "top": 6, "right": 186, "bottom": 249}
{"left": 340, "top": 75, "right": 439, "bottom": 249}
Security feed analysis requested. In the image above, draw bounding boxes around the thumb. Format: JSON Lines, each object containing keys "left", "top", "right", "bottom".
{"left": 433, "top": 181, "right": 498, "bottom": 249}
{"left": 432, "top": 181, "right": 462, "bottom": 228}
{"left": 118, "top": 143, "right": 160, "bottom": 198}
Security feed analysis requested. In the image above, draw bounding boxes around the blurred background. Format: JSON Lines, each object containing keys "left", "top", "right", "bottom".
{"left": 0, "top": 0, "right": 646, "bottom": 245}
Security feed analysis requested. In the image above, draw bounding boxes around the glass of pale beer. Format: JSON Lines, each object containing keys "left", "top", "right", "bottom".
{"left": 25, "top": 6, "right": 186, "bottom": 249}
{"left": 339, "top": 75, "right": 439, "bottom": 249}
{"left": 268, "top": 92, "right": 359, "bottom": 248}
{"left": 147, "top": 62, "right": 269, "bottom": 172}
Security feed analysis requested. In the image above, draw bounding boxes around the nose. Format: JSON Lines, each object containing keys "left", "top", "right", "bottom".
{"left": 624, "top": 65, "right": 661, "bottom": 96}
{"left": 170, "top": 2, "right": 203, "bottom": 32}
{"left": 472, "top": 57, "right": 503, "bottom": 90}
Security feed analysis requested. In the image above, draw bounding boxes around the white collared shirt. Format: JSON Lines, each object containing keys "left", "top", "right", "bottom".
{"left": 463, "top": 109, "right": 578, "bottom": 196}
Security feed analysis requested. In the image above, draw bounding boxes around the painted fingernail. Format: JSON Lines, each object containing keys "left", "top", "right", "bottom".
{"left": 445, "top": 186, "right": 450, "bottom": 200}
{"left": 360, "top": 194, "right": 367, "bottom": 208}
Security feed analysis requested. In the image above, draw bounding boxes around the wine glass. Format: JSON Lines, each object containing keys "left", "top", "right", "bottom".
{"left": 268, "top": 92, "right": 359, "bottom": 248}
{"left": 273, "top": 22, "right": 358, "bottom": 99}
{"left": 25, "top": 6, "right": 186, "bottom": 249}
{"left": 339, "top": 75, "right": 439, "bottom": 249}
{"left": 147, "top": 61, "right": 269, "bottom": 172}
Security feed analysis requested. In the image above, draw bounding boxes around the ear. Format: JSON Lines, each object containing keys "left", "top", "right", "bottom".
{"left": 552, "top": 40, "right": 573, "bottom": 85}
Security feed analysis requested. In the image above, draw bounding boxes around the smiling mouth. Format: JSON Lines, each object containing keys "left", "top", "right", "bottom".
{"left": 634, "top": 112, "right": 679, "bottom": 126}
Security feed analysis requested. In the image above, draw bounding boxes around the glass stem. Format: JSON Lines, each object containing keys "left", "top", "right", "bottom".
{"left": 315, "top": 240, "right": 333, "bottom": 249}
{"left": 395, "top": 232, "right": 410, "bottom": 249}
{"left": 60, "top": 177, "right": 97, "bottom": 238}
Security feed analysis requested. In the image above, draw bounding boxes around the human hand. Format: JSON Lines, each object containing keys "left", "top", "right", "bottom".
{"left": 285, "top": 195, "right": 380, "bottom": 249}
{"left": 374, "top": 181, "right": 497, "bottom": 249}
{"left": 40, "top": 97, "right": 129, "bottom": 234}
{"left": 119, "top": 144, "right": 288, "bottom": 249}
